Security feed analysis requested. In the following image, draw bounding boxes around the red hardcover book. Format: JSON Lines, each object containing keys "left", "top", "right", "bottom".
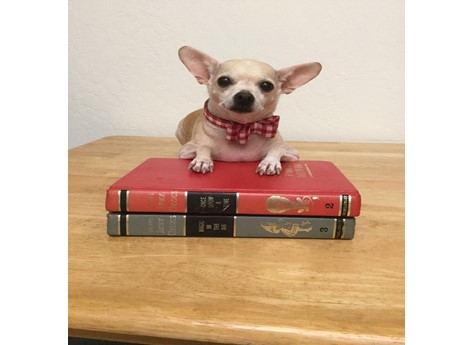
{"left": 105, "top": 158, "right": 361, "bottom": 217}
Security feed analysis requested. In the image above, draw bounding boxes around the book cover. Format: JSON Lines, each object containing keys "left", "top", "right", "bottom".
{"left": 107, "top": 213, "right": 355, "bottom": 239}
{"left": 105, "top": 158, "right": 361, "bottom": 217}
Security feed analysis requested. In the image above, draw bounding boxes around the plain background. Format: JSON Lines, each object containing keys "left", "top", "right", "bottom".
{"left": 69, "top": 0, "right": 404, "bottom": 149}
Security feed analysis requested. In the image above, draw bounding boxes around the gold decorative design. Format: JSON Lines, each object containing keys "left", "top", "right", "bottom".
{"left": 265, "top": 195, "right": 319, "bottom": 214}
{"left": 261, "top": 220, "right": 313, "bottom": 237}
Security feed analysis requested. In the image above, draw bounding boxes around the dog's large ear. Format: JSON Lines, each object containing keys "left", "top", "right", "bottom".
{"left": 178, "top": 46, "right": 219, "bottom": 85}
{"left": 277, "top": 62, "right": 322, "bottom": 94}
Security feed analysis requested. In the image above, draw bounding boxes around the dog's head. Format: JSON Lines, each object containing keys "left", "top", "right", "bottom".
{"left": 178, "top": 46, "right": 322, "bottom": 124}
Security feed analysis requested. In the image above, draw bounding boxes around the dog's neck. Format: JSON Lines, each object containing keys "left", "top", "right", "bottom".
{"left": 203, "top": 100, "right": 280, "bottom": 144}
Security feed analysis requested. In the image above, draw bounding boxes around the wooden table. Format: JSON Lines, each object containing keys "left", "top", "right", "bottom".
{"left": 68, "top": 136, "right": 404, "bottom": 345}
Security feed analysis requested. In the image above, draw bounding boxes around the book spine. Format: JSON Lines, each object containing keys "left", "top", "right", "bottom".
{"left": 105, "top": 189, "right": 188, "bottom": 213}
{"left": 107, "top": 213, "right": 355, "bottom": 239}
{"left": 106, "top": 190, "right": 361, "bottom": 217}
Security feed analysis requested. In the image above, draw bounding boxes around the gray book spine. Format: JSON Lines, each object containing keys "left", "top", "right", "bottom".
{"left": 107, "top": 213, "right": 355, "bottom": 239}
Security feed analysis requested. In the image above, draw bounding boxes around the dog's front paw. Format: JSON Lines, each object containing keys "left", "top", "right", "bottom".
{"left": 256, "top": 158, "right": 282, "bottom": 176}
{"left": 189, "top": 158, "right": 214, "bottom": 174}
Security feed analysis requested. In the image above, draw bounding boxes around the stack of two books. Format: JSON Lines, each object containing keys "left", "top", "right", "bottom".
{"left": 105, "top": 158, "right": 361, "bottom": 239}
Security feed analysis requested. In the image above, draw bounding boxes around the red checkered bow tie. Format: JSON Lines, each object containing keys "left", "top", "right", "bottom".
{"left": 203, "top": 100, "right": 280, "bottom": 144}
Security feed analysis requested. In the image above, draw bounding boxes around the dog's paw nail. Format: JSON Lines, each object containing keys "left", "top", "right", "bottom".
{"left": 257, "top": 160, "right": 281, "bottom": 176}
{"left": 201, "top": 161, "right": 213, "bottom": 173}
{"left": 190, "top": 159, "right": 213, "bottom": 174}
{"left": 256, "top": 164, "right": 267, "bottom": 175}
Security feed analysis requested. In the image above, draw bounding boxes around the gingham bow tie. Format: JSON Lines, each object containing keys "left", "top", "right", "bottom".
{"left": 204, "top": 100, "right": 280, "bottom": 144}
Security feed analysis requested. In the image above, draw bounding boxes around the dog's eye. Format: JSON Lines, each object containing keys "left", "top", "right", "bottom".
{"left": 217, "top": 76, "right": 232, "bottom": 88}
{"left": 260, "top": 81, "right": 274, "bottom": 92}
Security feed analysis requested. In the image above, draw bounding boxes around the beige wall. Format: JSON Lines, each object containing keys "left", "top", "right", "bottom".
{"left": 69, "top": 0, "right": 404, "bottom": 148}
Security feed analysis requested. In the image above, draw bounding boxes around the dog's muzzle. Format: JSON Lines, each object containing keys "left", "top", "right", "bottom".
{"left": 231, "top": 91, "right": 255, "bottom": 113}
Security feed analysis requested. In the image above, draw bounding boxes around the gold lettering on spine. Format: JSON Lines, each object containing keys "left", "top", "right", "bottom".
{"left": 157, "top": 218, "right": 165, "bottom": 234}
{"left": 266, "top": 195, "right": 319, "bottom": 214}
{"left": 148, "top": 193, "right": 155, "bottom": 208}
{"left": 169, "top": 215, "right": 176, "bottom": 235}
{"left": 198, "top": 220, "right": 205, "bottom": 233}
{"left": 148, "top": 217, "right": 154, "bottom": 234}
{"left": 170, "top": 191, "right": 178, "bottom": 212}
{"left": 158, "top": 193, "right": 166, "bottom": 209}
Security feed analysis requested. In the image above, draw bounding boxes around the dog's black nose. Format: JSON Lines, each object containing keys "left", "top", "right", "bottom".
{"left": 232, "top": 91, "right": 255, "bottom": 113}
{"left": 234, "top": 91, "right": 255, "bottom": 106}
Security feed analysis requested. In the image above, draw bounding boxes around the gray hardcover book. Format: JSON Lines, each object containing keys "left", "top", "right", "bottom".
{"left": 107, "top": 213, "right": 355, "bottom": 239}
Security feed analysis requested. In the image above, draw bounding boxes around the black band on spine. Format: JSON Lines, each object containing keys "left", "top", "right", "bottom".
{"left": 340, "top": 195, "right": 349, "bottom": 217}
{"left": 335, "top": 218, "right": 344, "bottom": 239}
{"left": 120, "top": 214, "right": 127, "bottom": 236}
{"left": 187, "top": 192, "right": 237, "bottom": 214}
{"left": 120, "top": 190, "right": 128, "bottom": 212}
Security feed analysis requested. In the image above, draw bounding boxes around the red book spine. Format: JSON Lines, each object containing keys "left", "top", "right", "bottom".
{"left": 106, "top": 190, "right": 361, "bottom": 216}
{"left": 105, "top": 190, "right": 187, "bottom": 213}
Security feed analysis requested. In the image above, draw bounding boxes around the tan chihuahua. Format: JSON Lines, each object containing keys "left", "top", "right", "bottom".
{"left": 175, "top": 46, "right": 322, "bottom": 175}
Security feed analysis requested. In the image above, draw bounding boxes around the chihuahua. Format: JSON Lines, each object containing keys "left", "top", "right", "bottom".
{"left": 175, "top": 46, "right": 322, "bottom": 175}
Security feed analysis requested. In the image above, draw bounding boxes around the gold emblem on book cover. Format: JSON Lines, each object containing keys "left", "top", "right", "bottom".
{"left": 261, "top": 220, "right": 313, "bottom": 237}
{"left": 265, "top": 195, "right": 319, "bottom": 214}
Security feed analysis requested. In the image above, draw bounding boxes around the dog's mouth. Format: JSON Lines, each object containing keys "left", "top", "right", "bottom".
{"left": 230, "top": 105, "right": 254, "bottom": 113}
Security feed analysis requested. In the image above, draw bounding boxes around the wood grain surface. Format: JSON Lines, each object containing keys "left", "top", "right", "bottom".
{"left": 68, "top": 136, "right": 405, "bottom": 345}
